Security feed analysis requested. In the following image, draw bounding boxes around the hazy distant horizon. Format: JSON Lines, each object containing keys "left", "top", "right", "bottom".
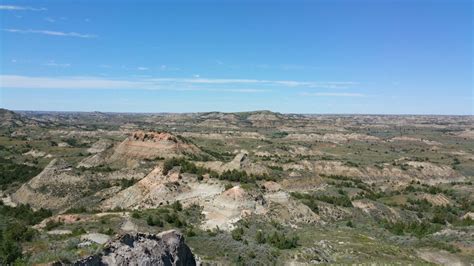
{"left": 6, "top": 108, "right": 473, "bottom": 117}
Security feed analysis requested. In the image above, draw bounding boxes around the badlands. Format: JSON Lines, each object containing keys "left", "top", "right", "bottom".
{"left": 0, "top": 109, "right": 473, "bottom": 265}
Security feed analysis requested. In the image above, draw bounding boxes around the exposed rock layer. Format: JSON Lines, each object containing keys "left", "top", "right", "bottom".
{"left": 110, "top": 131, "right": 201, "bottom": 161}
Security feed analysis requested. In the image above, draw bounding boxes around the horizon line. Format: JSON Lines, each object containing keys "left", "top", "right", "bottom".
{"left": 6, "top": 108, "right": 473, "bottom": 117}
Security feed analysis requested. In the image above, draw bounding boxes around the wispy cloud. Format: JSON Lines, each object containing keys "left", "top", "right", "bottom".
{"left": 176, "top": 88, "right": 268, "bottom": 93}
{"left": 137, "top": 67, "right": 149, "bottom": 71}
{"left": 159, "top": 65, "right": 180, "bottom": 71}
{"left": 0, "top": 75, "right": 357, "bottom": 94}
{"left": 0, "top": 75, "right": 270, "bottom": 93}
{"left": 44, "top": 17, "right": 56, "bottom": 23}
{"left": 256, "top": 63, "right": 324, "bottom": 71}
{"left": 300, "top": 92, "right": 366, "bottom": 97}
{"left": 3, "top": 29, "right": 96, "bottom": 38}
{"left": 0, "top": 5, "right": 46, "bottom": 11}
{"left": 148, "top": 78, "right": 356, "bottom": 89}
{"left": 0, "top": 75, "right": 142, "bottom": 89}
{"left": 44, "top": 61, "right": 71, "bottom": 68}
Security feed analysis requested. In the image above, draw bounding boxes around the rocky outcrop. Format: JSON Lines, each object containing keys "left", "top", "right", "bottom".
{"left": 246, "top": 111, "right": 285, "bottom": 127}
{"left": 311, "top": 160, "right": 465, "bottom": 186}
{"left": 87, "top": 139, "right": 113, "bottom": 154}
{"left": 284, "top": 132, "right": 380, "bottom": 144}
{"left": 11, "top": 159, "right": 86, "bottom": 211}
{"left": 109, "top": 131, "right": 201, "bottom": 162}
{"left": 73, "top": 230, "right": 196, "bottom": 266}
{"left": 197, "top": 152, "right": 268, "bottom": 176}
{"left": 100, "top": 166, "right": 188, "bottom": 210}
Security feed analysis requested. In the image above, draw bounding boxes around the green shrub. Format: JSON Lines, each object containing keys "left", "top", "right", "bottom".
{"left": 171, "top": 201, "right": 183, "bottom": 212}
{"left": 267, "top": 231, "right": 298, "bottom": 249}
{"left": 0, "top": 201, "right": 51, "bottom": 264}
{"left": 185, "top": 227, "right": 197, "bottom": 237}
{"left": 147, "top": 215, "right": 164, "bottom": 227}
{"left": 270, "top": 131, "right": 288, "bottom": 138}
{"left": 381, "top": 220, "right": 441, "bottom": 238}
{"left": 64, "top": 137, "right": 87, "bottom": 147}
{"left": 173, "top": 217, "right": 184, "bottom": 227}
{"left": 455, "top": 216, "right": 474, "bottom": 226}
{"left": 290, "top": 192, "right": 319, "bottom": 213}
{"left": 163, "top": 157, "right": 209, "bottom": 175}
{"left": 314, "top": 194, "right": 352, "bottom": 207}
{"left": 0, "top": 203, "right": 52, "bottom": 225}
{"left": 164, "top": 213, "right": 179, "bottom": 225}
{"left": 65, "top": 206, "right": 88, "bottom": 214}
{"left": 155, "top": 218, "right": 164, "bottom": 227}
{"left": 231, "top": 227, "right": 244, "bottom": 241}
{"left": 72, "top": 227, "right": 87, "bottom": 236}
{"left": 0, "top": 236, "right": 22, "bottom": 265}
{"left": 255, "top": 230, "right": 266, "bottom": 244}
{"left": 45, "top": 220, "right": 63, "bottom": 231}
{"left": 146, "top": 215, "right": 154, "bottom": 226}
{"left": 0, "top": 157, "right": 41, "bottom": 190}
{"left": 162, "top": 157, "right": 275, "bottom": 183}
{"left": 120, "top": 178, "right": 136, "bottom": 189}
{"left": 268, "top": 165, "right": 283, "bottom": 171}
{"left": 225, "top": 183, "right": 234, "bottom": 190}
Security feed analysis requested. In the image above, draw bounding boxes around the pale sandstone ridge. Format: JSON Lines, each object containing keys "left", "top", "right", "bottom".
{"left": 197, "top": 152, "right": 268, "bottom": 176}
{"left": 110, "top": 131, "right": 201, "bottom": 161}
{"left": 71, "top": 230, "right": 196, "bottom": 266}
{"left": 417, "top": 249, "right": 463, "bottom": 266}
{"left": 200, "top": 185, "right": 266, "bottom": 230}
{"left": 284, "top": 133, "right": 380, "bottom": 144}
{"left": 420, "top": 193, "right": 452, "bottom": 206}
{"left": 461, "top": 212, "right": 474, "bottom": 220}
{"left": 11, "top": 159, "right": 84, "bottom": 211}
{"left": 388, "top": 136, "right": 442, "bottom": 146}
{"left": 264, "top": 191, "right": 322, "bottom": 225}
{"left": 352, "top": 199, "right": 419, "bottom": 223}
{"left": 101, "top": 165, "right": 288, "bottom": 231}
{"left": 87, "top": 139, "right": 113, "bottom": 154}
{"left": 310, "top": 160, "right": 465, "bottom": 186}
{"left": 23, "top": 149, "right": 47, "bottom": 158}
{"left": 100, "top": 167, "right": 191, "bottom": 210}
{"left": 452, "top": 129, "right": 474, "bottom": 139}
{"left": 262, "top": 181, "right": 281, "bottom": 192}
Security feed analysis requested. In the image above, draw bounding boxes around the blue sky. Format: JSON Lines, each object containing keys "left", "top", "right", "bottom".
{"left": 0, "top": 0, "right": 472, "bottom": 114}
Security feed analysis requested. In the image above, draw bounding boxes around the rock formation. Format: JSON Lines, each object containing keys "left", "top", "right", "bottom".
{"left": 71, "top": 230, "right": 196, "bottom": 266}
{"left": 109, "top": 131, "right": 201, "bottom": 161}
{"left": 198, "top": 152, "right": 268, "bottom": 176}
{"left": 11, "top": 159, "right": 85, "bottom": 211}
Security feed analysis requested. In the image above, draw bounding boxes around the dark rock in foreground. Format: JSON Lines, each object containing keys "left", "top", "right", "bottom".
{"left": 72, "top": 230, "right": 196, "bottom": 266}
